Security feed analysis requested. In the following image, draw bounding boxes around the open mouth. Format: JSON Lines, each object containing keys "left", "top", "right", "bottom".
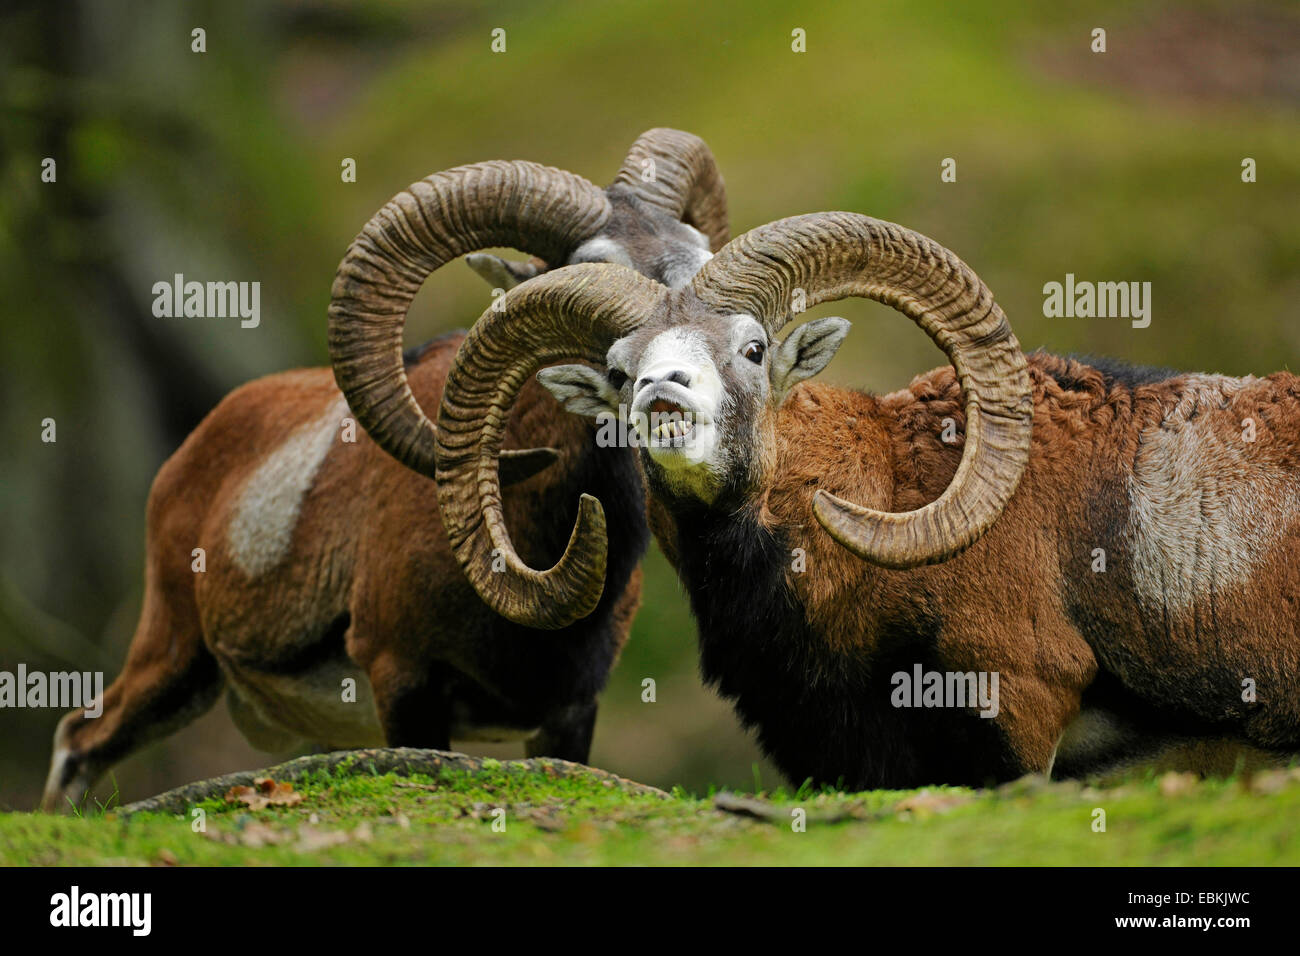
{"left": 648, "top": 398, "right": 695, "bottom": 441}
{"left": 637, "top": 395, "right": 712, "bottom": 450}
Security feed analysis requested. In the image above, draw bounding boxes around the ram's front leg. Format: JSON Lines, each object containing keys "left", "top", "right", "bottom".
{"left": 941, "top": 619, "right": 1096, "bottom": 784}
{"left": 986, "top": 669, "right": 1087, "bottom": 780}
{"left": 526, "top": 699, "right": 598, "bottom": 764}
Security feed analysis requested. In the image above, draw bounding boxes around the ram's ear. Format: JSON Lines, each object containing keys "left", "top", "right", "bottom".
{"left": 770, "top": 317, "right": 850, "bottom": 399}
{"left": 537, "top": 365, "right": 621, "bottom": 419}
{"left": 465, "top": 253, "right": 547, "bottom": 290}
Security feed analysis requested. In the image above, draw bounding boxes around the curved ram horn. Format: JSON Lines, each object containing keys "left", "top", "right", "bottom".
{"left": 328, "top": 161, "right": 610, "bottom": 478}
{"left": 691, "top": 212, "right": 1033, "bottom": 569}
{"left": 435, "top": 264, "right": 667, "bottom": 629}
{"left": 613, "top": 128, "right": 729, "bottom": 252}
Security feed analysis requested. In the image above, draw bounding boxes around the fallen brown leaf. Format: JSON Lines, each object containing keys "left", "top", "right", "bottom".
{"left": 224, "top": 778, "right": 304, "bottom": 811}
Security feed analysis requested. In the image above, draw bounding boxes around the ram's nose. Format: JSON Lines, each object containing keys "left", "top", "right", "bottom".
{"left": 636, "top": 369, "right": 692, "bottom": 392}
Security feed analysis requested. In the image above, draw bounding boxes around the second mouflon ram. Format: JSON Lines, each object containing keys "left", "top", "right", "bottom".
{"left": 432, "top": 211, "right": 1300, "bottom": 790}
{"left": 41, "top": 128, "right": 728, "bottom": 811}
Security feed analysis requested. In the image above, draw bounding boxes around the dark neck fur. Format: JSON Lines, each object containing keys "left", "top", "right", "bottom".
{"left": 666, "top": 498, "right": 1018, "bottom": 790}
{"left": 484, "top": 437, "right": 648, "bottom": 713}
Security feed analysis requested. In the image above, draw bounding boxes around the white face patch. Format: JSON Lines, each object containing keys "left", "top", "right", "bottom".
{"left": 227, "top": 396, "right": 348, "bottom": 577}
{"left": 628, "top": 327, "right": 724, "bottom": 468}
{"left": 1126, "top": 374, "right": 1300, "bottom": 616}
{"left": 636, "top": 327, "right": 717, "bottom": 396}
{"left": 612, "top": 315, "right": 770, "bottom": 503}
{"left": 568, "top": 237, "right": 633, "bottom": 269}
{"left": 660, "top": 246, "right": 713, "bottom": 289}
{"left": 571, "top": 229, "right": 712, "bottom": 289}
{"left": 682, "top": 223, "right": 710, "bottom": 249}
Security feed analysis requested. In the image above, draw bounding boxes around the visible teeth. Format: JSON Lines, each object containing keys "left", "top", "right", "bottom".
{"left": 652, "top": 419, "right": 694, "bottom": 440}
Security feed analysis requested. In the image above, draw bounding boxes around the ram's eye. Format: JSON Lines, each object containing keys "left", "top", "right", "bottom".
{"left": 607, "top": 368, "right": 628, "bottom": 389}
{"left": 742, "top": 341, "right": 765, "bottom": 364}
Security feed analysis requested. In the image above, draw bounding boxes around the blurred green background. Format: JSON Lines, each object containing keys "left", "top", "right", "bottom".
{"left": 1, "top": 0, "right": 1297, "bottom": 810}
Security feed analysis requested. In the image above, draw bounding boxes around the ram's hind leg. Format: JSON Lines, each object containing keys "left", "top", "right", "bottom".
{"left": 40, "top": 578, "right": 222, "bottom": 812}
{"left": 365, "top": 651, "right": 453, "bottom": 750}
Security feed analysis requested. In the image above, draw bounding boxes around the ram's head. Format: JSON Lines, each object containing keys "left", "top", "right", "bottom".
{"left": 328, "top": 127, "right": 728, "bottom": 483}
{"left": 535, "top": 297, "right": 850, "bottom": 507}
{"left": 435, "top": 213, "right": 1036, "bottom": 629}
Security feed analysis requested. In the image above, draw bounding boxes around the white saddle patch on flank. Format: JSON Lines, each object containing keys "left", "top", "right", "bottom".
{"left": 227, "top": 396, "right": 348, "bottom": 576}
{"left": 1126, "top": 374, "right": 1299, "bottom": 615}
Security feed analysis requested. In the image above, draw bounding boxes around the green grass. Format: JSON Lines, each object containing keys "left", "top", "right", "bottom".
{"left": 4, "top": 761, "right": 1299, "bottom": 866}
{"left": 5, "top": 0, "right": 1300, "bottom": 808}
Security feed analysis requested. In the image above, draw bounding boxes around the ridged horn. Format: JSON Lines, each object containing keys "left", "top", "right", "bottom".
{"left": 691, "top": 212, "right": 1033, "bottom": 568}
{"left": 328, "top": 161, "right": 611, "bottom": 478}
{"left": 435, "top": 265, "right": 667, "bottom": 629}
{"left": 613, "top": 128, "right": 729, "bottom": 251}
